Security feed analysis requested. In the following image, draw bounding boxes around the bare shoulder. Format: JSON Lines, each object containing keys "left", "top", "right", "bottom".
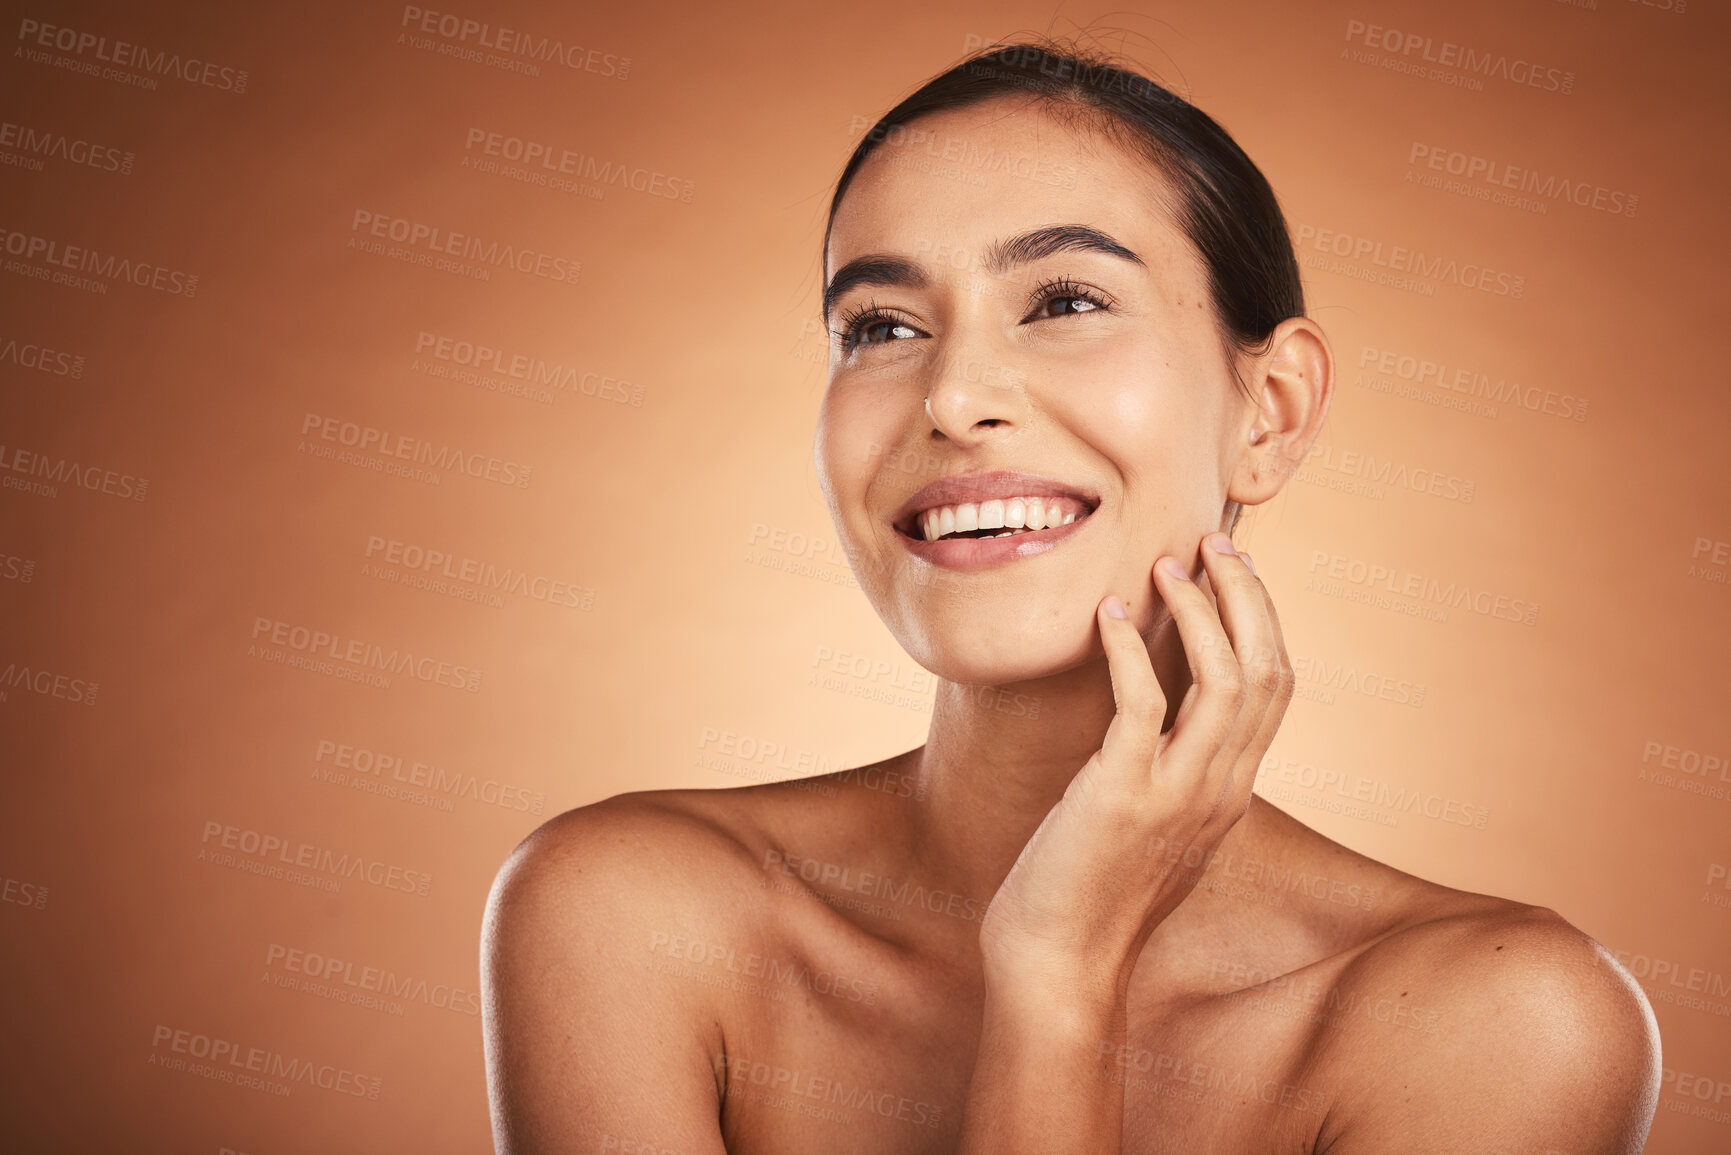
{"left": 484, "top": 787, "right": 771, "bottom": 950}
{"left": 479, "top": 788, "right": 779, "bottom": 1155}
{"left": 1312, "top": 899, "right": 1662, "bottom": 1155}
{"left": 493, "top": 787, "right": 760, "bottom": 882}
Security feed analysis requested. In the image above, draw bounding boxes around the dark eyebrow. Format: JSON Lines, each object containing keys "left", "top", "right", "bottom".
{"left": 821, "top": 224, "right": 1142, "bottom": 322}
{"left": 983, "top": 224, "right": 1144, "bottom": 274}
{"left": 822, "top": 256, "right": 928, "bottom": 322}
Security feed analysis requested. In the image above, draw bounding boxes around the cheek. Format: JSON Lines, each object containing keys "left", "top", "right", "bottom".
{"left": 1059, "top": 343, "right": 1220, "bottom": 487}
{"left": 817, "top": 392, "right": 896, "bottom": 522}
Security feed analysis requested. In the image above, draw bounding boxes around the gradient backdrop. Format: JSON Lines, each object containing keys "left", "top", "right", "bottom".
{"left": 2, "top": 0, "right": 1728, "bottom": 1151}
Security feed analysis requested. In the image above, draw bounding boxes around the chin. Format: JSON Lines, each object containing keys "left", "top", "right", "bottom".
{"left": 883, "top": 601, "right": 1106, "bottom": 689}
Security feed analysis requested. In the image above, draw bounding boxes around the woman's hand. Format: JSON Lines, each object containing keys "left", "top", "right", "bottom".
{"left": 977, "top": 531, "right": 1296, "bottom": 1003}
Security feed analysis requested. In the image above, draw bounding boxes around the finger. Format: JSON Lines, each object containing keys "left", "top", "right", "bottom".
{"left": 1242, "top": 553, "right": 1292, "bottom": 661}
{"left": 1149, "top": 554, "right": 1247, "bottom": 782}
{"left": 1093, "top": 595, "right": 1166, "bottom": 787}
{"left": 1193, "top": 536, "right": 1286, "bottom": 806}
{"left": 1196, "top": 534, "right": 1283, "bottom": 704}
{"left": 1215, "top": 570, "right": 1296, "bottom": 816}
{"left": 1156, "top": 680, "right": 1201, "bottom": 757}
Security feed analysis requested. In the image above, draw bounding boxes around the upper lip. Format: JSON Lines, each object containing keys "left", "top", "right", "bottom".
{"left": 890, "top": 470, "right": 1101, "bottom": 536}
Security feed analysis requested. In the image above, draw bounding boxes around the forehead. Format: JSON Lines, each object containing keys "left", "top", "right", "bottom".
{"left": 826, "top": 95, "right": 1194, "bottom": 281}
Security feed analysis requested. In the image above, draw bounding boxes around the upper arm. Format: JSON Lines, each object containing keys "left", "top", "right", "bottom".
{"left": 481, "top": 800, "right": 734, "bottom": 1155}
{"left": 1316, "top": 911, "right": 1662, "bottom": 1155}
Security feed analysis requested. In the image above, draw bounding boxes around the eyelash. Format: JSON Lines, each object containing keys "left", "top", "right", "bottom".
{"left": 831, "top": 277, "right": 1114, "bottom": 350}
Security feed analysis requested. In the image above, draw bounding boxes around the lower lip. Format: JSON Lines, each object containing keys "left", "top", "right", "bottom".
{"left": 895, "top": 513, "right": 1092, "bottom": 571}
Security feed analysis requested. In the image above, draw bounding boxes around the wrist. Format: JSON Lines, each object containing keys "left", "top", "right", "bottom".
{"left": 980, "top": 934, "right": 1135, "bottom": 1010}
{"left": 981, "top": 961, "right": 1129, "bottom": 1038}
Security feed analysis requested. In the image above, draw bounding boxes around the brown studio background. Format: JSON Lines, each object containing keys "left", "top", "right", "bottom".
{"left": 1, "top": 0, "right": 1727, "bottom": 1150}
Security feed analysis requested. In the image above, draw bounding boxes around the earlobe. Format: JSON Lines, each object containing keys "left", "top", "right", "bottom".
{"left": 1225, "top": 318, "right": 1334, "bottom": 508}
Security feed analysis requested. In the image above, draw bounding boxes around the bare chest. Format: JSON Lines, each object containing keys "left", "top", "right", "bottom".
{"left": 712, "top": 957, "right": 1332, "bottom": 1155}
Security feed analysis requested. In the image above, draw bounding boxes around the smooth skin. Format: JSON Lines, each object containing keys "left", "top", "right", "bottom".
{"left": 481, "top": 96, "right": 1660, "bottom": 1154}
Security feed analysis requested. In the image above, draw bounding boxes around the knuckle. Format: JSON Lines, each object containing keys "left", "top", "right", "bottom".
{"left": 1243, "top": 655, "right": 1282, "bottom": 694}
{"left": 1227, "top": 790, "right": 1254, "bottom": 824}
{"left": 1132, "top": 696, "right": 1167, "bottom": 725}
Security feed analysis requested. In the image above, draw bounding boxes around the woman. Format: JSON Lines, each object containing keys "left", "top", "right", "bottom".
{"left": 481, "top": 42, "right": 1660, "bottom": 1154}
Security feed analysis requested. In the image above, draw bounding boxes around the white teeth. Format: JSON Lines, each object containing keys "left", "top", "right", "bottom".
{"left": 910, "top": 494, "right": 1089, "bottom": 541}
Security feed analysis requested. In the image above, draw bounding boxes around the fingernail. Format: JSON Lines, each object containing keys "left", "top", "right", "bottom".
{"left": 1206, "top": 532, "right": 1237, "bottom": 556}
{"left": 1104, "top": 595, "right": 1128, "bottom": 619}
{"left": 1159, "top": 557, "right": 1192, "bottom": 582}
{"left": 1241, "top": 552, "right": 1257, "bottom": 576}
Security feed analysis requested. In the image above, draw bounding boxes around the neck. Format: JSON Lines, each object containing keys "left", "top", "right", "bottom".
{"left": 901, "top": 614, "right": 1192, "bottom": 907}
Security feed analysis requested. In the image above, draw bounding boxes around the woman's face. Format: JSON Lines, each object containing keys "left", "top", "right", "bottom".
{"left": 817, "top": 96, "right": 1259, "bottom": 686}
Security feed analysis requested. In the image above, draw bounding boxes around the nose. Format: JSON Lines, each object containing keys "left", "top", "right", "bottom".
{"left": 922, "top": 342, "right": 1029, "bottom": 445}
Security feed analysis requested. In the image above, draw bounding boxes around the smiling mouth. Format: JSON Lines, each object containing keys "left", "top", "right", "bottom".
{"left": 896, "top": 494, "right": 1097, "bottom": 542}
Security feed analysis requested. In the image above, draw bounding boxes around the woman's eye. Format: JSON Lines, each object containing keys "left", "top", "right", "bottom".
{"left": 851, "top": 318, "right": 920, "bottom": 346}
{"left": 1031, "top": 294, "right": 1103, "bottom": 319}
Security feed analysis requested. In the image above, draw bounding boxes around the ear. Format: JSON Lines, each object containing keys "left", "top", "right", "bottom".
{"left": 1225, "top": 317, "right": 1334, "bottom": 509}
